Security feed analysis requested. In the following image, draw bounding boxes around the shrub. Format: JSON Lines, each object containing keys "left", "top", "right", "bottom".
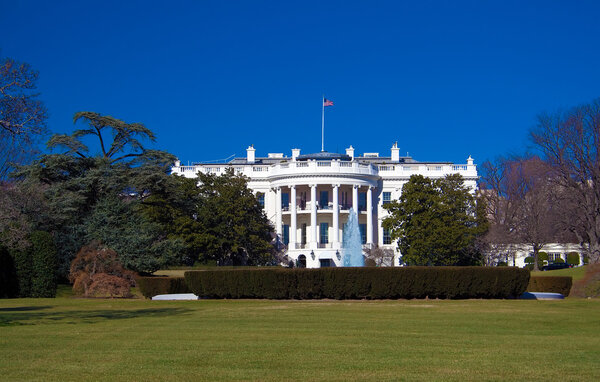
{"left": 497, "top": 261, "right": 508, "bottom": 266}
{"left": 30, "top": 231, "right": 57, "bottom": 298}
{"left": 524, "top": 257, "right": 534, "bottom": 265}
{"left": 553, "top": 257, "right": 565, "bottom": 264}
{"left": 571, "top": 264, "right": 600, "bottom": 298}
{"left": 184, "top": 267, "right": 530, "bottom": 300}
{"left": 566, "top": 252, "right": 580, "bottom": 266}
{"left": 537, "top": 252, "right": 548, "bottom": 267}
{"left": 527, "top": 276, "right": 572, "bottom": 296}
{"left": 11, "top": 247, "right": 33, "bottom": 297}
{"left": 136, "top": 277, "right": 191, "bottom": 299}
{"left": 69, "top": 241, "right": 135, "bottom": 298}
{"left": 0, "top": 246, "right": 18, "bottom": 298}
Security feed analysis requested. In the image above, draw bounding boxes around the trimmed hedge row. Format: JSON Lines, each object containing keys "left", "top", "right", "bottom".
{"left": 184, "top": 267, "right": 530, "bottom": 300}
{"left": 136, "top": 277, "right": 191, "bottom": 299}
{"left": 527, "top": 276, "right": 572, "bottom": 296}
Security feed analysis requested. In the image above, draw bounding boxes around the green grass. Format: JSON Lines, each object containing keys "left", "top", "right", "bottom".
{"left": 531, "top": 265, "right": 588, "bottom": 281}
{"left": 1, "top": 298, "right": 599, "bottom": 381}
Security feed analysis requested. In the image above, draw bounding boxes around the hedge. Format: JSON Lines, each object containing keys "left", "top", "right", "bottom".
{"left": 527, "top": 276, "right": 572, "bottom": 296}
{"left": 184, "top": 267, "right": 530, "bottom": 300}
{"left": 136, "top": 277, "right": 191, "bottom": 299}
{"left": 30, "top": 231, "right": 57, "bottom": 298}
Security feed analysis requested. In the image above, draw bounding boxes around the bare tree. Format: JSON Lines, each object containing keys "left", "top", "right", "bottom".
{"left": 531, "top": 99, "right": 600, "bottom": 264}
{"left": 480, "top": 157, "right": 561, "bottom": 270}
{"left": 364, "top": 245, "right": 395, "bottom": 267}
{"left": 0, "top": 58, "right": 48, "bottom": 178}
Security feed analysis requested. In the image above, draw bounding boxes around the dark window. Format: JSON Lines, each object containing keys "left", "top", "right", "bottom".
{"left": 383, "top": 228, "right": 391, "bottom": 245}
{"left": 359, "top": 192, "right": 366, "bottom": 211}
{"left": 383, "top": 192, "right": 391, "bottom": 205}
{"left": 297, "top": 255, "right": 306, "bottom": 268}
{"left": 257, "top": 193, "right": 265, "bottom": 208}
{"left": 320, "top": 222, "right": 329, "bottom": 244}
{"left": 319, "top": 259, "right": 332, "bottom": 267}
{"left": 359, "top": 224, "right": 366, "bottom": 244}
{"left": 320, "top": 190, "right": 329, "bottom": 209}
{"left": 301, "top": 224, "right": 307, "bottom": 245}
{"left": 282, "top": 193, "right": 289, "bottom": 209}
{"left": 283, "top": 225, "right": 289, "bottom": 245}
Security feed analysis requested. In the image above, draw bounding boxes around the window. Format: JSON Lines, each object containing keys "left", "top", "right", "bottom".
{"left": 359, "top": 224, "right": 366, "bottom": 244}
{"left": 257, "top": 193, "right": 265, "bottom": 208}
{"left": 301, "top": 224, "right": 307, "bottom": 245}
{"left": 320, "top": 191, "right": 329, "bottom": 209}
{"left": 382, "top": 192, "right": 391, "bottom": 205}
{"left": 383, "top": 228, "right": 391, "bottom": 245}
{"left": 282, "top": 225, "right": 289, "bottom": 245}
{"left": 359, "top": 192, "right": 366, "bottom": 211}
{"left": 282, "top": 193, "right": 289, "bottom": 210}
{"left": 320, "top": 222, "right": 329, "bottom": 244}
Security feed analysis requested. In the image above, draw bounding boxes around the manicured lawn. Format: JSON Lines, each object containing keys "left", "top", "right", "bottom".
{"left": 531, "top": 265, "right": 588, "bottom": 281}
{"left": 1, "top": 298, "right": 599, "bottom": 381}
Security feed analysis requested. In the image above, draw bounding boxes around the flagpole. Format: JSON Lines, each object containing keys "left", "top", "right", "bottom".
{"left": 321, "top": 95, "right": 325, "bottom": 152}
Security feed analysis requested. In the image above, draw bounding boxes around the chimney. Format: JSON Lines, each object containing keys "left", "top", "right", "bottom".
{"left": 247, "top": 145, "right": 256, "bottom": 163}
{"left": 292, "top": 148, "right": 300, "bottom": 161}
{"left": 346, "top": 145, "right": 355, "bottom": 159}
{"left": 391, "top": 142, "right": 400, "bottom": 162}
{"left": 467, "top": 155, "right": 474, "bottom": 165}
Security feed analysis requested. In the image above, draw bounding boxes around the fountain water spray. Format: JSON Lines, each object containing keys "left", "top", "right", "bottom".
{"left": 342, "top": 208, "right": 364, "bottom": 266}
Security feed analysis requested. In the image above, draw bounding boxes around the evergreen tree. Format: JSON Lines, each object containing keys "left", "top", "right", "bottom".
{"left": 30, "top": 231, "right": 57, "bottom": 298}
{"left": 383, "top": 174, "right": 487, "bottom": 266}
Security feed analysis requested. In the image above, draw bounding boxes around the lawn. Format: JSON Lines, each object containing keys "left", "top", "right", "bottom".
{"left": 1, "top": 298, "right": 599, "bottom": 381}
{"left": 531, "top": 265, "right": 588, "bottom": 281}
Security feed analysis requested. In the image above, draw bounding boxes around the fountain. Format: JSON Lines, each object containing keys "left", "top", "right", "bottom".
{"left": 342, "top": 208, "right": 365, "bottom": 266}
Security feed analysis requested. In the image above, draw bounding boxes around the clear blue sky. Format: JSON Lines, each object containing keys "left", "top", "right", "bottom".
{"left": 2, "top": 1, "right": 600, "bottom": 165}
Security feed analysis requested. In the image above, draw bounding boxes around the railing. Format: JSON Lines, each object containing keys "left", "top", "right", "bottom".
{"left": 317, "top": 161, "right": 331, "bottom": 167}
{"left": 379, "top": 165, "right": 395, "bottom": 171}
{"left": 296, "top": 162, "right": 308, "bottom": 167}
{"left": 252, "top": 166, "right": 268, "bottom": 172}
{"left": 452, "top": 165, "right": 468, "bottom": 171}
{"left": 318, "top": 243, "right": 332, "bottom": 248}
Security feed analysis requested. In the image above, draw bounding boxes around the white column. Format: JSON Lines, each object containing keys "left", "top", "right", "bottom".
{"left": 276, "top": 187, "right": 282, "bottom": 237}
{"left": 290, "top": 185, "right": 297, "bottom": 248}
{"left": 310, "top": 184, "right": 318, "bottom": 248}
{"left": 352, "top": 185, "right": 359, "bottom": 213}
{"left": 367, "top": 186, "right": 373, "bottom": 245}
{"left": 333, "top": 184, "right": 339, "bottom": 247}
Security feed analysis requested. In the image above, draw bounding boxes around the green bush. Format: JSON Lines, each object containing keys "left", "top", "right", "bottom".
{"left": 527, "top": 276, "right": 572, "bottom": 296}
{"left": 0, "top": 246, "right": 19, "bottom": 298}
{"left": 524, "top": 257, "right": 534, "bottom": 265}
{"left": 11, "top": 247, "right": 33, "bottom": 297}
{"left": 136, "top": 277, "right": 191, "bottom": 299}
{"left": 553, "top": 257, "right": 565, "bottom": 264}
{"left": 30, "top": 231, "right": 57, "bottom": 298}
{"left": 537, "top": 252, "right": 548, "bottom": 267}
{"left": 566, "top": 252, "right": 580, "bottom": 266}
{"left": 184, "top": 267, "right": 530, "bottom": 300}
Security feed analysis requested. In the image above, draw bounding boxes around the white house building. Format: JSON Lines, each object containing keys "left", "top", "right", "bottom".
{"left": 172, "top": 143, "right": 478, "bottom": 268}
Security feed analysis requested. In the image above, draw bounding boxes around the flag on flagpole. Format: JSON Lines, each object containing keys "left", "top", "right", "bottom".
{"left": 323, "top": 98, "right": 334, "bottom": 107}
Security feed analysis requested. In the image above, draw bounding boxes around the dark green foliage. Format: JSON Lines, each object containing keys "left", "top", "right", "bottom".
{"left": 191, "top": 169, "right": 275, "bottom": 265}
{"left": 84, "top": 196, "right": 181, "bottom": 274}
{"left": 553, "top": 257, "right": 565, "bottom": 264}
{"left": 537, "top": 252, "right": 548, "bottom": 267}
{"left": 0, "top": 246, "right": 18, "bottom": 298}
{"left": 566, "top": 252, "right": 580, "bottom": 266}
{"left": 383, "top": 174, "right": 487, "bottom": 266}
{"left": 524, "top": 256, "right": 534, "bottom": 265}
{"left": 12, "top": 247, "right": 33, "bottom": 297}
{"left": 184, "top": 267, "right": 529, "bottom": 300}
{"left": 30, "top": 231, "right": 57, "bottom": 297}
{"left": 527, "top": 276, "right": 572, "bottom": 296}
{"left": 15, "top": 112, "right": 178, "bottom": 277}
{"left": 135, "top": 277, "right": 191, "bottom": 299}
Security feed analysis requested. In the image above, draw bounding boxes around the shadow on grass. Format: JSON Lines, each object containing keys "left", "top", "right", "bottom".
{"left": 0, "top": 307, "right": 192, "bottom": 327}
{"left": 0, "top": 305, "right": 53, "bottom": 312}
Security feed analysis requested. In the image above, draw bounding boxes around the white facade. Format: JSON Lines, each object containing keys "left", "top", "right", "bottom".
{"left": 172, "top": 143, "right": 478, "bottom": 268}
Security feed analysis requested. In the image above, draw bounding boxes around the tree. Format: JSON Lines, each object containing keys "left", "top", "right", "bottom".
{"left": 383, "top": 174, "right": 486, "bottom": 266}
{"left": 480, "top": 156, "right": 564, "bottom": 270}
{"left": 16, "top": 112, "right": 179, "bottom": 277}
{"left": 364, "top": 245, "right": 395, "bottom": 267}
{"left": 193, "top": 168, "right": 275, "bottom": 265}
{"left": 69, "top": 241, "right": 135, "bottom": 298}
{"left": 0, "top": 57, "right": 48, "bottom": 178}
{"left": 30, "top": 231, "right": 57, "bottom": 298}
{"left": 531, "top": 98, "right": 600, "bottom": 264}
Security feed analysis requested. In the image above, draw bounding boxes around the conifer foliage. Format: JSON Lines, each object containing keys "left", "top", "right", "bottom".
{"left": 383, "top": 174, "right": 487, "bottom": 266}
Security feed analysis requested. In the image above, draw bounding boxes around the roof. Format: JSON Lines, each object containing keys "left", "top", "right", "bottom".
{"left": 296, "top": 151, "right": 352, "bottom": 161}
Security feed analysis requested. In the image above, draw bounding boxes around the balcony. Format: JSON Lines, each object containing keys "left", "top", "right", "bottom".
{"left": 269, "top": 160, "right": 379, "bottom": 179}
